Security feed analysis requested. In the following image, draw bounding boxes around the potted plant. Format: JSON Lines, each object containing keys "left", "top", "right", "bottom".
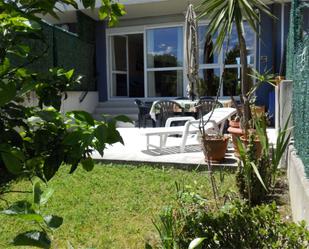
{"left": 196, "top": 104, "right": 230, "bottom": 162}
{"left": 200, "top": 133, "right": 230, "bottom": 162}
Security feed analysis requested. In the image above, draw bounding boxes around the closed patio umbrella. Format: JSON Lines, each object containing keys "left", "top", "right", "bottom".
{"left": 185, "top": 4, "right": 199, "bottom": 101}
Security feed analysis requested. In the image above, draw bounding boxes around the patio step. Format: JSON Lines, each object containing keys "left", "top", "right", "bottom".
{"left": 92, "top": 100, "right": 139, "bottom": 127}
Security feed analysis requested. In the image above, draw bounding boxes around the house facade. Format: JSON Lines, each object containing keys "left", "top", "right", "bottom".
{"left": 45, "top": 0, "right": 292, "bottom": 120}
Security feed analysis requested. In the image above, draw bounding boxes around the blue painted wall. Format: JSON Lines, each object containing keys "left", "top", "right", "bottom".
{"left": 256, "top": 3, "right": 290, "bottom": 124}
{"left": 256, "top": 7, "right": 274, "bottom": 109}
{"left": 95, "top": 21, "right": 108, "bottom": 102}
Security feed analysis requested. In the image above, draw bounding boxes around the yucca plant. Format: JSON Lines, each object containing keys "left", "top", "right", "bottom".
{"left": 198, "top": 0, "right": 273, "bottom": 132}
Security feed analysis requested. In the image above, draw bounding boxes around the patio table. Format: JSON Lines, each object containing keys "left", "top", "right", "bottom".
{"left": 149, "top": 99, "right": 233, "bottom": 121}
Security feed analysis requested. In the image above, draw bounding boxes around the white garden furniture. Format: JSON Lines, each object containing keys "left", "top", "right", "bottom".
{"left": 140, "top": 107, "right": 237, "bottom": 153}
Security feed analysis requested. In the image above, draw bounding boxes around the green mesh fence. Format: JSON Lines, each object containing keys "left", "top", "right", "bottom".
{"left": 54, "top": 27, "right": 95, "bottom": 91}
{"left": 15, "top": 21, "right": 96, "bottom": 91}
{"left": 286, "top": 0, "right": 309, "bottom": 176}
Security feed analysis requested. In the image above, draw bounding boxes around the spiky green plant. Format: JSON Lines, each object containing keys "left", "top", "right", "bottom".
{"left": 198, "top": 0, "right": 273, "bottom": 132}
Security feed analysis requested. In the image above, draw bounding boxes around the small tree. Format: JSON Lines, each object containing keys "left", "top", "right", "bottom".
{"left": 0, "top": 0, "right": 127, "bottom": 247}
{"left": 198, "top": 0, "right": 273, "bottom": 131}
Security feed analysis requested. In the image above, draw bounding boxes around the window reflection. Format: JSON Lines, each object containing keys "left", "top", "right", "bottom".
{"left": 198, "top": 26, "right": 219, "bottom": 64}
{"left": 147, "top": 70, "right": 183, "bottom": 97}
{"left": 223, "top": 23, "right": 255, "bottom": 65}
{"left": 147, "top": 27, "right": 183, "bottom": 68}
{"left": 198, "top": 69, "right": 220, "bottom": 96}
{"left": 112, "top": 36, "right": 127, "bottom": 71}
{"left": 223, "top": 68, "right": 240, "bottom": 96}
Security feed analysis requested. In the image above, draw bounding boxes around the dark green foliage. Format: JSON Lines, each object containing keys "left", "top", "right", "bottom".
{"left": 0, "top": 1, "right": 127, "bottom": 247}
{"left": 0, "top": 0, "right": 129, "bottom": 184}
{"left": 1, "top": 180, "right": 61, "bottom": 248}
{"left": 76, "top": 11, "right": 96, "bottom": 43}
{"left": 236, "top": 115, "right": 291, "bottom": 205}
{"left": 286, "top": 1, "right": 309, "bottom": 176}
{"left": 11, "top": 22, "right": 96, "bottom": 91}
{"left": 54, "top": 26, "right": 96, "bottom": 91}
{"left": 152, "top": 188, "right": 309, "bottom": 249}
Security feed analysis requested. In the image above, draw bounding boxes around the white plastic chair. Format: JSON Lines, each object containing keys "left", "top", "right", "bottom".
{"left": 140, "top": 107, "right": 237, "bottom": 153}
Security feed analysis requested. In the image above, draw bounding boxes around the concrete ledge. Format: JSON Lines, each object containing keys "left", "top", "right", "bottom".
{"left": 61, "top": 91, "right": 98, "bottom": 114}
{"left": 288, "top": 144, "right": 309, "bottom": 224}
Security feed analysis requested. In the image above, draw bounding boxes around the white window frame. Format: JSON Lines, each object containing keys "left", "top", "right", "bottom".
{"left": 145, "top": 24, "right": 185, "bottom": 99}
{"left": 105, "top": 21, "right": 256, "bottom": 100}
{"left": 198, "top": 23, "right": 257, "bottom": 98}
{"left": 110, "top": 35, "right": 129, "bottom": 97}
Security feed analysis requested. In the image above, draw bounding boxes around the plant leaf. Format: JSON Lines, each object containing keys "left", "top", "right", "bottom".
{"left": 1, "top": 150, "right": 23, "bottom": 174}
{"left": 44, "top": 215, "right": 63, "bottom": 229}
{"left": 13, "top": 231, "right": 51, "bottom": 248}
{"left": 189, "top": 237, "right": 206, "bottom": 249}
{"left": 114, "top": 115, "right": 133, "bottom": 123}
{"left": 33, "top": 180, "right": 43, "bottom": 205}
{"left": 40, "top": 188, "right": 54, "bottom": 205}
{"left": 250, "top": 162, "right": 267, "bottom": 191}
{"left": 68, "top": 111, "right": 95, "bottom": 126}
{"left": 81, "top": 157, "right": 94, "bottom": 172}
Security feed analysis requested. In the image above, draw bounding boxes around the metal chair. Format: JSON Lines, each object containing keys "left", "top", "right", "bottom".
{"left": 141, "top": 107, "right": 237, "bottom": 152}
{"left": 174, "top": 96, "right": 189, "bottom": 100}
{"left": 134, "top": 99, "right": 155, "bottom": 128}
{"left": 153, "top": 100, "right": 184, "bottom": 127}
{"left": 195, "top": 99, "right": 223, "bottom": 119}
{"left": 199, "top": 96, "right": 215, "bottom": 100}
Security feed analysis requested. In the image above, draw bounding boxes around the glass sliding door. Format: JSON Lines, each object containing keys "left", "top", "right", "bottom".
{"left": 110, "top": 34, "right": 144, "bottom": 98}
{"left": 146, "top": 26, "right": 183, "bottom": 97}
{"left": 111, "top": 35, "right": 128, "bottom": 97}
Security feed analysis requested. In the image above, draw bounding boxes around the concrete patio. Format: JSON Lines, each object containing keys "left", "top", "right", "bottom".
{"left": 92, "top": 127, "right": 278, "bottom": 168}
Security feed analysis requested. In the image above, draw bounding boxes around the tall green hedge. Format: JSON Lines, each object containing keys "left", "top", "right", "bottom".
{"left": 54, "top": 26, "right": 95, "bottom": 91}
{"left": 286, "top": 0, "right": 309, "bottom": 176}
{"left": 13, "top": 21, "right": 96, "bottom": 91}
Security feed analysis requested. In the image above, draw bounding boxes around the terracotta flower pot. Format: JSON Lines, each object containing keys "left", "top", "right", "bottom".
{"left": 229, "top": 120, "right": 240, "bottom": 128}
{"left": 200, "top": 135, "right": 230, "bottom": 163}
{"left": 227, "top": 125, "right": 244, "bottom": 158}
{"left": 239, "top": 135, "right": 262, "bottom": 159}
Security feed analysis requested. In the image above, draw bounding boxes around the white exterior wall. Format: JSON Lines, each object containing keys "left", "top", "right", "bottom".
{"left": 24, "top": 91, "right": 99, "bottom": 114}
{"left": 288, "top": 146, "right": 309, "bottom": 224}
{"left": 277, "top": 80, "right": 309, "bottom": 224}
{"left": 61, "top": 91, "right": 99, "bottom": 113}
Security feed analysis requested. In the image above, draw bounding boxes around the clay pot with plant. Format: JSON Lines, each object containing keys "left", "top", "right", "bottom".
{"left": 197, "top": 104, "right": 230, "bottom": 163}
{"left": 227, "top": 69, "right": 275, "bottom": 157}
{"left": 200, "top": 134, "right": 230, "bottom": 162}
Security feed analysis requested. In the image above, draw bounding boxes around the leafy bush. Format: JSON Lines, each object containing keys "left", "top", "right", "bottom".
{"left": 151, "top": 186, "right": 309, "bottom": 249}
{"left": 0, "top": 1, "right": 127, "bottom": 247}
{"left": 236, "top": 114, "right": 291, "bottom": 205}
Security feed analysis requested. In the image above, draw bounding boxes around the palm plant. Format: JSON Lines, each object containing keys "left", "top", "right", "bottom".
{"left": 198, "top": 0, "right": 273, "bottom": 132}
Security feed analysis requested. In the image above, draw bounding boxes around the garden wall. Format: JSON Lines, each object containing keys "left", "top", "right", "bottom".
{"left": 288, "top": 146, "right": 309, "bottom": 224}
{"left": 15, "top": 21, "right": 96, "bottom": 91}
{"left": 278, "top": 80, "right": 309, "bottom": 224}
{"left": 60, "top": 91, "right": 99, "bottom": 114}
{"left": 284, "top": 0, "right": 309, "bottom": 224}
{"left": 24, "top": 91, "right": 99, "bottom": 114}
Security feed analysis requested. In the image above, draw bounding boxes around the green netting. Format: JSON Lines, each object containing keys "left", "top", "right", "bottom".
{"left": 286, "top": 0, "right": 309, "bottom": 176}
{"left": 54, "top": 27, "right": 95, "bottom": 91}
{"left": 13, "top": 21, "right": 96, "bottom": 91}
{"left": 76, "top": 11, "right": 96, "bottom": 43}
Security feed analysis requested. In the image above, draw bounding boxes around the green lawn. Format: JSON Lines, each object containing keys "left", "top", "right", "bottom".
{"left": 0, "top": 163, "right": 236, "bottom": 249}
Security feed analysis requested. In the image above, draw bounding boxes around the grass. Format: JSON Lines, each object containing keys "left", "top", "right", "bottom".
{"left": 0, "top": 163, "right": 236, "bottom": 249}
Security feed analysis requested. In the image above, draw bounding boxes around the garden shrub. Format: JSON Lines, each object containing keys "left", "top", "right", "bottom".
{"left": 152, "top": 187, "right": 309, "bottom": 249}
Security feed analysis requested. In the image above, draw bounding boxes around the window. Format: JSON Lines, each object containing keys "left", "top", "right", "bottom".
{"left": 107, "top": 22, "right": 255, "bottom": 99}
{"left": 198, "top": 22, "right": 255, "bottom": 97}
{"left": 110, "top": 34, "right": 144, "bottom": 97}
{"left": 198, "top": 25, "right": 221, "bottom": 96}
{"left": 146, "top": 27, "right": 183, "bottom": 97}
